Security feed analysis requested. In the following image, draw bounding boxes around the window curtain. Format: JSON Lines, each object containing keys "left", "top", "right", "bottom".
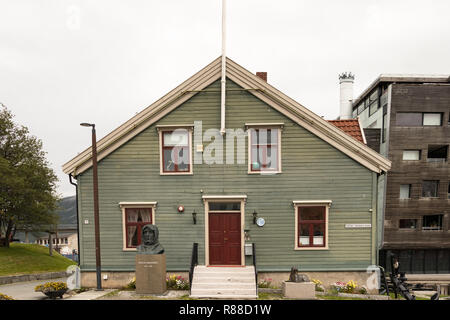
{"left": 127, "top": 209, "right": 139, "bottom": 247}
{"left": 138, "top": 208, "right": 152, "bottom": 223}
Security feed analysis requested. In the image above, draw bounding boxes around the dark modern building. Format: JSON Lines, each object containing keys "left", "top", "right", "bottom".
{"left": 344, "top": 74, "right": 450, "bottom": 274}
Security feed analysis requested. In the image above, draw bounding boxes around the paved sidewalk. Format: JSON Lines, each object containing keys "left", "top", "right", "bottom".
{"left": 0, "top": 278, "right": 68, "bottom": 300}
{"left": 65, "top": 289, "right": 115, "bottom": 300}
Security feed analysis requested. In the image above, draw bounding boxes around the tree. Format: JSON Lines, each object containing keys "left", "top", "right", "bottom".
{"left": 0, "top": 104, "right": 59, "bottom": 247}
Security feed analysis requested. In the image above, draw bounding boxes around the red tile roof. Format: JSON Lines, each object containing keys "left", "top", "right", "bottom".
{"left": 328, "top": 119, "right": 365, "bottom": 144}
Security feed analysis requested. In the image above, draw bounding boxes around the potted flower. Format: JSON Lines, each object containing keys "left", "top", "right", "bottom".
{"left": 35, "top": 281, "right": 68, "bottom": 299}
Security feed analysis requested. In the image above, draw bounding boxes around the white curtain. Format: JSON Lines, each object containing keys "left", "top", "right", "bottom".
{"left": 127, "top": 209, "right": 138, "bottom": 247}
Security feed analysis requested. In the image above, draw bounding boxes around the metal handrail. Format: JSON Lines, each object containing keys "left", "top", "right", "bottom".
{"left": 252, "top": 243, "right": 257, "bottom": 296}
{"left": 189, "top": 243, "right": 198, "bottom": 294}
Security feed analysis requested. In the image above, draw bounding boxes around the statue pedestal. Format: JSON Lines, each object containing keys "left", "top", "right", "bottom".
{"left": 282, "top": 281, "right": 315, "bottom": 299}
{"left": 135, "top": 254, "right": 167, "bottom": 294}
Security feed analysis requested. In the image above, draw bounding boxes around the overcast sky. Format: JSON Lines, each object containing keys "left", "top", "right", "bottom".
{"left": 1, "top": 0, "right": 449, "bottom": 198}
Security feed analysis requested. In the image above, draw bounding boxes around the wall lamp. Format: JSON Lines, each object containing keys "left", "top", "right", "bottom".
{"left": 252, "top": 210, "right": 258, "bottom": 224}
{"left": 192, "top": 210, "right": 197, "bottom": 225}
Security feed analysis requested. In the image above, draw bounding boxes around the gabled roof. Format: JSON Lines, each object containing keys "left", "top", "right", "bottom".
{"left": 328, "top": 119, "right": 366, "bottom": 144}
{"left": 63, "top": 56, "right": 391, "bottom": 175}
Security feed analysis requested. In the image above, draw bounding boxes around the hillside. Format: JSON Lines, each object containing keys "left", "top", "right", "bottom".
{"left": 0, "top": 243, "right": 76, "bottom": 276}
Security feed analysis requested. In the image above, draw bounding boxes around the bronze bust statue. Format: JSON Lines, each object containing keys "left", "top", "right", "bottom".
{"left": 137, "top": 224, "right": 164, "bottom": 254}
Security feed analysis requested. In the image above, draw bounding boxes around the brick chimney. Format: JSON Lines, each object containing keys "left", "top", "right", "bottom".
{"left": 256, "top": 72, "right": 267, "bottom": 82}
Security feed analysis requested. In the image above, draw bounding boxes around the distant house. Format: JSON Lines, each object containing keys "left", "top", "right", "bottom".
{"left": 15, "top": 196, "right": 78, "bottom": 257}
{"left": 63, "top": 57, "right": 390, "bottom": 295}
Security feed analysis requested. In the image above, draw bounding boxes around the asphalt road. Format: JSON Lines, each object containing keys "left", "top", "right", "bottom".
{"left": 0, "top": 278, "right": 68, "bottom": 300}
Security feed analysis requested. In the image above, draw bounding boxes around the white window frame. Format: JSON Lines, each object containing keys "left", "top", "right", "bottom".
{"left": 119, "top": 202, "right": 157, "bottom": 251}
{"left": 158, "top": 125, "right": 193, "bottom": 175}
{"left": 293, "top": 200, "right": 331, "bottom": 251}
{"left": 246, "top": 123, "right": 283, "bottom": 174}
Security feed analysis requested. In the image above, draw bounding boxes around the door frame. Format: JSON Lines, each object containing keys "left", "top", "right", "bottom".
{"left": 202, "top": 195, "right": 247, "bottom": 266}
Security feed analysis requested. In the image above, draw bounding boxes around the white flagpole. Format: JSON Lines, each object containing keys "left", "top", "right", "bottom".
{"left": 220, "top": 0, "right": 226, "bottom": 135}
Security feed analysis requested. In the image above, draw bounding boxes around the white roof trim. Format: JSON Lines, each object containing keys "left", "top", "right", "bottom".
{"left": 63, "top": 56, "right": 391, "bottom": 176}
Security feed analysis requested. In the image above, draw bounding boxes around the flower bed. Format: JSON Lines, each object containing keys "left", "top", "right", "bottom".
{"left": 258, "top": 278, "right": 275, "bottom": 289}
{"left": 35, "top": 281, "right": 68, "bottom": 299}
{"left": 166, "top": 275, "right": 189, "bottom": 290}
{"left": 0, "top": 293, "right": 14, "bottom": 300}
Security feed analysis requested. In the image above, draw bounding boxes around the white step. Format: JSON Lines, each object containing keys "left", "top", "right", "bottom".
{"left": 192, "top": 282, "right": 255, "bottom": 289}
{"left": 190, "top": 265, "right": 257, "bottom": 299}
{"left": 193, "top": 277, "right": 254, "bottom": 283}
{"left": 190, "top": 294, "right": 257, "bottom": 299}
{"left": 191, "top": 288, "right": 257, "bottom": 296}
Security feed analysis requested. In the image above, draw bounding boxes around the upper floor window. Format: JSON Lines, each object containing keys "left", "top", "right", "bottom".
{"left": 159, "top": 128, "right": 192, "bottom": 174}
{"left": 422, "top": 215, "right": 443, "bottom": 231}
{"left": 399, "top": 219, "right": 417, "bottom": 229}
{"left": 403, "top": 150, "right": 420, "bottom": 161}
{"left": 396, "top": 112, "right": 443, "bottom": 126}
{"left": 248, "top": 127, "right": 281, "bottom": 173}
{"left": 422, "top": 180, "right": 439, "bottom": 198}
{"left": 399, "top": 184, "right": 411, "bottom": 199}
{"left": 427, "top": 145, "right": 448, "bottom": 162}
{"left": 423, "top": 113, "right": 442, "bottom": 126}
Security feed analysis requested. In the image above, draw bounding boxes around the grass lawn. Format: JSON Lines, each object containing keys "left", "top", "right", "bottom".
{"left": 0, "top": 243, "right": 76, "bottom": 276}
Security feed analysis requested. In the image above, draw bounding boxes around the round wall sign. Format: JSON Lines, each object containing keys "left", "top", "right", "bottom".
{"left": 256, "top": 217, "right": 265, "bottom": 227}
{"left": 177, "top": 205, "right": 184, "bottom": 213}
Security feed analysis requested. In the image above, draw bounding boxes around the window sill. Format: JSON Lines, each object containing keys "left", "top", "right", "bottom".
{"left": 122, "top": 248, "right": 137, "bottom": 252}
{"left": 248, "top": 171, "right": 282, "bottom": 175}
{"left": 160, "top": 172, "right": 193, "bottom": 176}
{"left": 294, "top": 246, "right": 329, "bottom": 251}
{"left": 419, "top": 197, "right": 440, "bottom": 200}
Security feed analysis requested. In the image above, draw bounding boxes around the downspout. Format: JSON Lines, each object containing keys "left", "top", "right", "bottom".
{"left": 220, "top": 0, "right": 226, "bottom": 136}
{"left": 69, "top": 173, "right": 81, "bottom": 266}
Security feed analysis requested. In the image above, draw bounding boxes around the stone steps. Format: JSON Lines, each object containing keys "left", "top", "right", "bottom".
{"left": 190, "top": 266, "right": 257, "bottom": 299}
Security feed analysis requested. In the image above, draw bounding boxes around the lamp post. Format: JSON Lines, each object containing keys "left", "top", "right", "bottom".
{"left": 80, "top": 122, "right": 102, "bottom": 291}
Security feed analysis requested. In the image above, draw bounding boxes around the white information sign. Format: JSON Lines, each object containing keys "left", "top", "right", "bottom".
{"left": 345, "top": 224, "right": 372, "bottom": 228}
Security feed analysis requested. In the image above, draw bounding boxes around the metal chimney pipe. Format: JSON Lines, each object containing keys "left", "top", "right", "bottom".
{"left": 339, "top": 72, "right": 355, "bottom": 119}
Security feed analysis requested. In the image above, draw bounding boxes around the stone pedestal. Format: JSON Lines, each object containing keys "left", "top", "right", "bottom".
{"left": 282, "top": 281, "right": 315, "bottom": 299}
{"left": 135, "top": 254, "right": 167, "bottom": 294}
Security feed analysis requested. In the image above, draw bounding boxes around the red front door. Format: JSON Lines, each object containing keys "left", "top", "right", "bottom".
{"left": 209, "top": 212, "right": 241, "bottom": 265}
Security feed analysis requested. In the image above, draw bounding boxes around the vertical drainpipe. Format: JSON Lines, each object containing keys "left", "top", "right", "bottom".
{"left": 220, "top": 0, "right": 226, "bottom": 136}
{"left": 69, "top": 173, "right": 81, "bottom": 266}
{"left": 371, "top": 172, "right": 378, "bottom": 266}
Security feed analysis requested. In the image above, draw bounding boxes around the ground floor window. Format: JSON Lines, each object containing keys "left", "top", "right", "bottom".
{"left": 119, "top": 202, "right": 157, "bottom": 250}
{"left": 293, "top": 201, "right": 331, "bottom": 250}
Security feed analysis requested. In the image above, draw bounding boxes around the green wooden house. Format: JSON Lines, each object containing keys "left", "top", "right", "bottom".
{"left": 63, "top": 57, "right": 391, "bottom": 296}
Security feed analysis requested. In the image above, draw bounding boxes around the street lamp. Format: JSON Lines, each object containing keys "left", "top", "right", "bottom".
{"left": 80, "top": 122, "right": 102, "bottom": 291}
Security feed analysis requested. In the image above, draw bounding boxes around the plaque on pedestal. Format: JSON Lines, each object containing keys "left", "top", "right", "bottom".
{"left": 134, "top": 224, "right": 167, "bottom": 294}
{"left": 135, "top": 254, "right": 167, "bottom": 294}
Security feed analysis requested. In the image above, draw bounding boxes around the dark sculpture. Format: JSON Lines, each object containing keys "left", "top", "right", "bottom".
{"left": 288, "top": 267, "right": 310, "bottom": 283}
{"left": 137, "top": 224, "right": 164, "bottom": 254}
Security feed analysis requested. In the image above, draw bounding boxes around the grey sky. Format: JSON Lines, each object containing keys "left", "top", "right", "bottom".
{"left": 1, "top": 0, "right": 449, "bottom": 197}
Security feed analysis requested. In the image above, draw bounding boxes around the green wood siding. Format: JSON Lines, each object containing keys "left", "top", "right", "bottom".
{"left": 77, "top": 79, "right": 376, "bottom": 272}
